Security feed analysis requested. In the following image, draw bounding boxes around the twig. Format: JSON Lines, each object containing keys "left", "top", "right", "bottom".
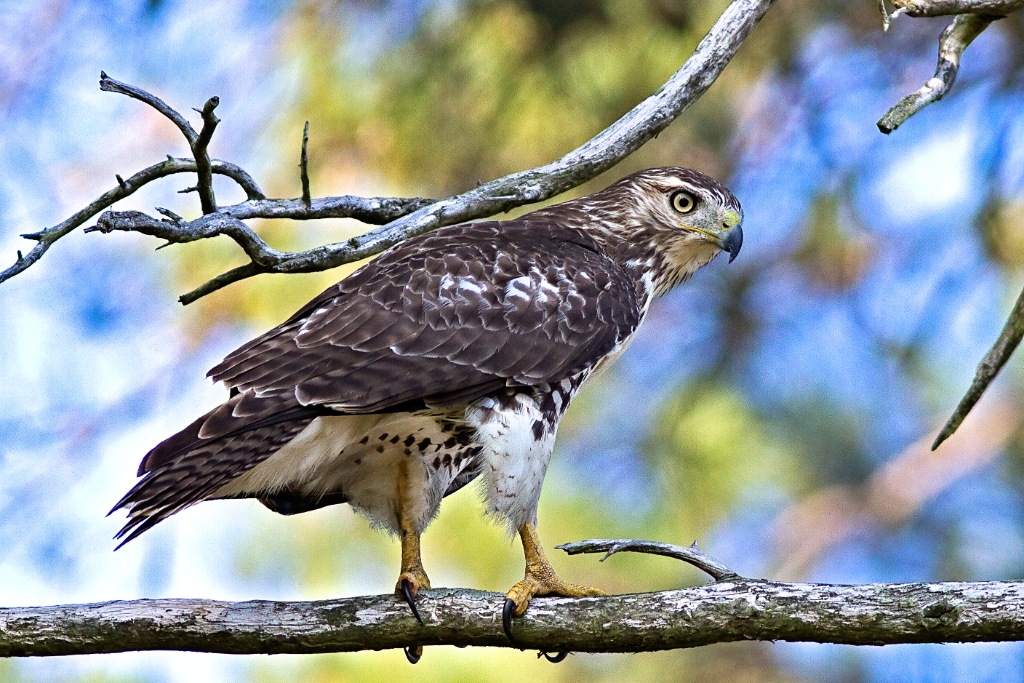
{"left": 1, "top": 157, "right": 265, "bottom": 285}
{"left": 101, "top": 72, "right": 221, "bottom": 212}
{"left": 932, "top": 279, "right": 1024, "bottom": 449}
{"left": 179, "top": 263, "right": 270, "bottom": 304}
{"left": 878, "top": 13, "right": 996, "bottom": 133}
{"left": 879, "top": 0, "right": 911, "bottom": 31}
{"left": 99, "top": 72, "right": 198, "bottom": 144}
{"left": 87, "top": 211, "right": 288, "bottom": 266}
{"left": 0, "top": 170, "right": 429, "bottom": 288}
{"left": 3, "top": 580, "right": 1024, "bottom": 657}
{"left": 300, "top": 121, "right": 311, "bottom": 207}
{"left": 193, "top": 97, "right": 220, "bottom": 213}
{"left": 557, "top": 539, "right": 741, "bottom": 581}
{"left": 217, "top": 195, "right": 433, "bottom": 223}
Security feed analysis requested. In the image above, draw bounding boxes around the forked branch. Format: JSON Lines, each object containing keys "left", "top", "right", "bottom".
{"left": 888, "top": 0, "right": 1024, "bottom": 16}
{"left": 875, "top": 0, "right": 1024, "bottom": 443}
{"left": 878, "top": 12, "right": 996, "bottom": 133}
{"left": 0, "top": 0, "right": 777, "bottom": 303}
{"left": 876, "top": 0, "right": 1024, "bottom": 133}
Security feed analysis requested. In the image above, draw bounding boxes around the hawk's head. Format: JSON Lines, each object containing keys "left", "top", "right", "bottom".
{"left": 533, "top": 167, "right": 743, "bottom": 298}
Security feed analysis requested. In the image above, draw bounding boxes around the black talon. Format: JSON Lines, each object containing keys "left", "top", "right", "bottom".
{"left": 502, "top": 598, "right": 517, "bottom": 641}
{"left": 404, "top": 644, "right": 422, "bottom": 664}
{"left": 400, "top": 578, "right": 424, "bottom": 625}
{"left": 540, "top": 651, "right": 569, "bottom": 663}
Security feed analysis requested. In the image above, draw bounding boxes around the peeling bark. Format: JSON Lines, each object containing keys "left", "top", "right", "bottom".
{"left": 3, "top": 580, "right": 1024, "bottom": 657}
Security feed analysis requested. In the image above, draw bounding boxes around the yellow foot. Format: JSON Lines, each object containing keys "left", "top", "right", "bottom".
{"left": 505, "top": 573, "right": 605, "bottom": 617}
{"left": 396, "top": 568, "right": 431, "bottom": 625}
{"left": 502, "top": 522, "right": 604, "bottom": 641}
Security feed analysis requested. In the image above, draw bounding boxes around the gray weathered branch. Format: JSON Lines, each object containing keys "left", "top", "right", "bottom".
{"left": 875, "top": 0, "right": 1024, "bottom": 442}
{"left": 557, "top": 538, "right": 741, "bottom": 581}
{"left": 192, "top": 96, "right": 221, "bottom": 214}
{"left": 3, "top": 580, "right": 1024, "bottom": 657}
{"left": 99, "top": 72, "right": 200, "bottom": 145}
{"left": 0, "top": 0, "right": 776, "bottom": 303}
{"left": 932, "top": 278, "right": 1024, "bottom": 449}
{"left": 0, "top": 155, "right": 431, "bottom": 287}
{"left": 890, "top": 0, "right": 1024, "bottom": 16}
{"left": 878, "top": 12, "right": 997, "bottom": 133}
{"left": 2, "top": 540, "right": 1022, "bottom": 657}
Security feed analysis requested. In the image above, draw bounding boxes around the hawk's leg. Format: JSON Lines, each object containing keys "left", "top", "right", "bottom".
{"left": 395, "top": 462, "right": 430, "bottom": 627}
{"left": 502, "top": 521, "right": 604, "bottom": 640}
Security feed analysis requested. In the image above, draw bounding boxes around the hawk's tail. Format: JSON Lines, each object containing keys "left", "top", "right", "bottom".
{"left": 110, "top": 395, "right": 320, "bottom": 548}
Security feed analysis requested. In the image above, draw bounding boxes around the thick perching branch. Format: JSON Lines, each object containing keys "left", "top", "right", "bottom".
{"left": 2, "top": 0, "right": 1024, "bottom": 660}
{"left": 2, "top": 536, "right": 1024, "bottom": 657}
{"left": 0, "top": 0, "right": 776, "bottom": 302}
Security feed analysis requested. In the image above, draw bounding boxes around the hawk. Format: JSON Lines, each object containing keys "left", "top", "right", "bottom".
{"left": 112, "top": 167, "right": 742, "bottom": 643}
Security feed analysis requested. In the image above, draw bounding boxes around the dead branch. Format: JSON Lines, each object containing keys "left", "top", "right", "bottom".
{"left": 878, "top": 12, "right": 996, "bottom": 133}
{"left": 2, "top": 538, "right": 1024, "bottom": 657}
{"left": 889, "top": 0, "right": 1024, "bottom": 16}
{"left": 874, "top": 0, "right": 1024, "bottom": 441}
{"left": 300, "top": 121, "right": 311, "bottom": 208}
{"left": 557, "top": 539, "right": 742, "bottom": 581}
{"left": 876, "top": 0, "right": 1024, "bottom": 133}
{"left": 0, "top": 0, "right": 776, "bottom": 303}
{"left": 932, "top": 283, "right": 1024, "bottom": 449}
{"left": 3, "top": 541, "right": 1022, "bottom": 659}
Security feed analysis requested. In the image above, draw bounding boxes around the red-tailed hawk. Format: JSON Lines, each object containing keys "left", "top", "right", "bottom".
{"left": 112, "top": 167, "right": 742, "bottom": 648}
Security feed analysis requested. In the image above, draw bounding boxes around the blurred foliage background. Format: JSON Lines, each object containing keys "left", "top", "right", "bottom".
{"left": 3, "top": 0, "right": 1024, "bottom": 680}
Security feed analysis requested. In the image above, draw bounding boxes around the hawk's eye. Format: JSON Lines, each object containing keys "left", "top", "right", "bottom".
{"left": 670, "top": 191, "right": 696, "bottom": 214}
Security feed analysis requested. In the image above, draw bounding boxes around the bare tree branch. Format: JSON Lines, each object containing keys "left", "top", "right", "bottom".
{"left": 557, "top": 539, "right": 741, "bottom": 581}
{"left": 878, "top": 13, "right": 996, "bottom": 133}
{"left": 101, "top": 71, "right": 221, "bottom": 214}
{"left": 0, "top": 156, "right": 428, "bottom": 287}
{"left": 0, "top": 157, "right": 259, "bottom": 285}
{"left": 932, "top": 281, "right": 1024, "bottom": 449}
{"left": 99, "top": 71, "right": 198, "bottom": 144}
{"left": 873, "top": 0, "right": 1024, "bottom": 444}
{"left": 2, "top": 540, "right": 1020, "bottom": 658}
{"left": 0, "top": 0, "right": 776, "bottom": 302}
{"left": 192, "top": 96, "right": 221, "bottom": 214}
{"left": 890, "top": 0, "right": 1024, "bottom": 16}
{"left": 3, "top": 578, "right": 1024, "bottom": 657}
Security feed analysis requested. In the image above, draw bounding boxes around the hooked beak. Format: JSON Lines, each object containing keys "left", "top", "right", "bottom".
{"left": 719, "top": 210, "right": 743, "bottom": 263}
{"left": 681, "top": 210, "right": 743, "bottom": 262}
{"left": 722, "top": 224, "right": 743, "bottom": 263}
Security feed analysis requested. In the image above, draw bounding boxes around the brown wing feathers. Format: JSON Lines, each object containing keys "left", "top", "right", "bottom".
{"left": 112, "top": 220, "right": 640, "bottom": 543}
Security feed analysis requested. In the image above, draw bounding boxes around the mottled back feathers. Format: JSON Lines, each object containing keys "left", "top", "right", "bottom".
{"left": 112, "top": 166, "right": 742, "bottom": 544}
